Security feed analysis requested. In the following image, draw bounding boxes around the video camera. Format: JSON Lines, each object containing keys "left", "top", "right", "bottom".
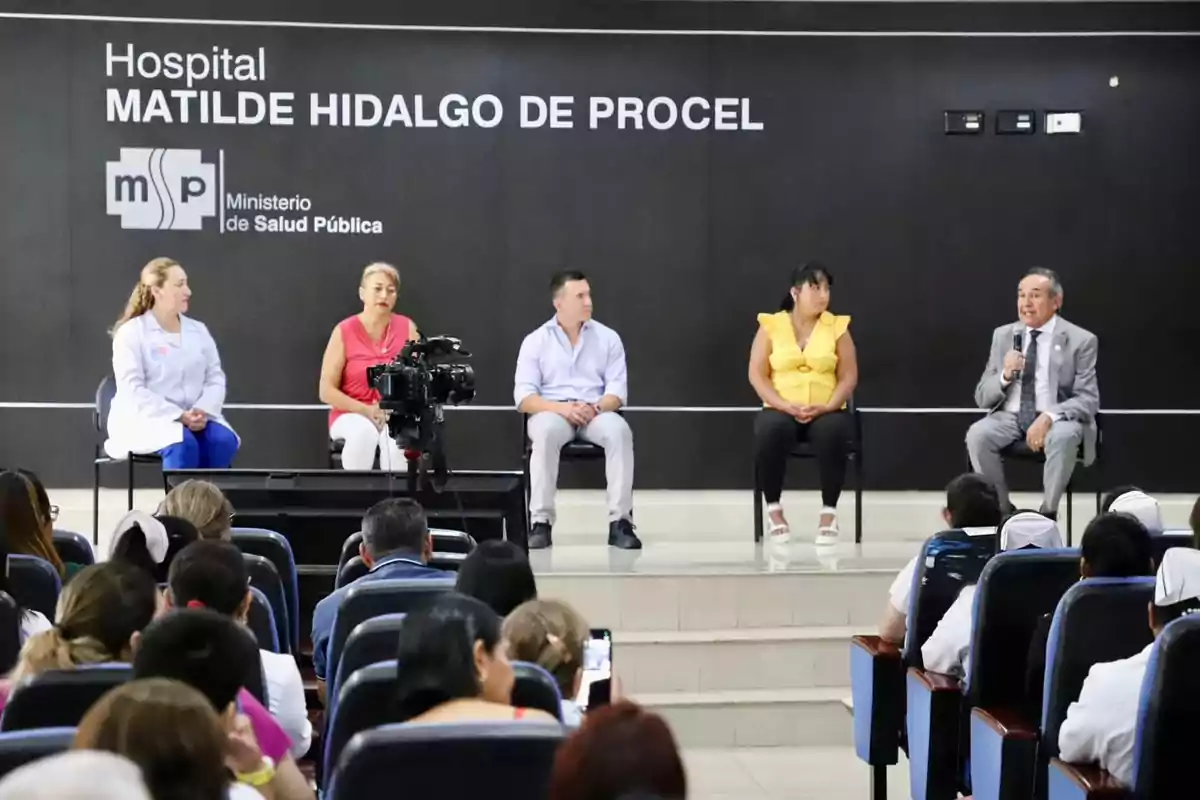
{"left": 366, "top": 335, "right": 475, "bottom": 486}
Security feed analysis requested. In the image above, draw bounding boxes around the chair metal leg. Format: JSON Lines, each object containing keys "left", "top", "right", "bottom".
{"left": 92, "top": 455, "right": 101, "bottom": 546}
{"left": 127, "top": 457, "right": 135, "bottom": 511}
{"left": 870, "top": 763, "right": 888, "bottom": 800}
{"left": 1065, "top": 486, "right": 1074, "bottom": 546}
{"left": 753, "top": 463, "right": 764, "bottom": 544}
{"left": 854, "top": 455, "right": 864, "bottom": 545}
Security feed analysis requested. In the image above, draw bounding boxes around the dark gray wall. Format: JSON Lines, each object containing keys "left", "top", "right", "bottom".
{"left": 1, "top": 2, "right": 1198, "bottom": 492}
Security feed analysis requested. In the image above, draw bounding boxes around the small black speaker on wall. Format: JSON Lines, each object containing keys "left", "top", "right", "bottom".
{"left": 996, "top": 110, "right": 1037, "bottom": 134}
{"left": 944, "top": 111, "right": 984, "bottom": 135}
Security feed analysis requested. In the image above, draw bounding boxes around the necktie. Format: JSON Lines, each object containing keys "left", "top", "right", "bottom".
{"left": 1018, "top": 329, "right": 1041, "bottom": 431}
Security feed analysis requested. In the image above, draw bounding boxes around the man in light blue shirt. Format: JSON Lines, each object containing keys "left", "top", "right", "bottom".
{"left": 514, "top": 271, "right": 640, "bottom": 550}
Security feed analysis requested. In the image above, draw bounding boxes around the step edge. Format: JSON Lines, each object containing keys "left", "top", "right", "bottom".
{"left": 632, "top": 687, "right": 851, "bottom": 706}
{"left": 616, "top": 625, "right": 867, "bottom": 644}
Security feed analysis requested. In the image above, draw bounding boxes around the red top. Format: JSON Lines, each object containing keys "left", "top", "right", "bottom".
{"left": 329, "top": 314, "right": 414, "bottom": 428}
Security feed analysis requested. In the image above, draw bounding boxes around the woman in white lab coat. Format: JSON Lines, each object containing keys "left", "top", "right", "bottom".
{"left": 106, "top": 258, "right": 239, "bottom": 469}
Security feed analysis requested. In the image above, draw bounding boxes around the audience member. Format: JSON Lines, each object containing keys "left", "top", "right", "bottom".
{"left": 74, "top": 677, "right": 275, "bottom": 800}
{"left": 395, "top": 592, "right": 556, "bottom": 724}
{"left": 109, "top": 510, "right": 199, "bottom": 583}
{"left": 158, "top": 478, "right": 234, "bottom": 540}
{"left": 0, "top": 523, "right": 50, "bottom": 644}
{"left": 922, "top": 510, "right": 1063, "bottom": 676}
{"left": 456, "top": 539, "right": 539, "bottom": 617}
{"left": 0, "top": 470, "right": 69, "bottom": 580}
{"left": 311, "top": 498, "right": 446, "bottom": 694}
{"left": 14, "top": 468, "right": 86, "bottom": 580}
{"left": 504, "top": 598, "right": 590, "bottom": 727}
{"left": 1106, "top": 489, "right": 1164, "bottom": 534}
{"left": 879, "top": 472, "right": 1003, "bottom": 644}
{"left": 549, "top": 700, "right": 686, "bottom": 800}
{"left": 1058, "top": 547, "right": 1200, "bottom": 787}
{"left": 166, "top": 540, "right": 311, "bottom": 758}
{"left": 132, "top": 608, "right": 314, "bottom": 800}
{"left": 0, "top": 750, "right": 153, "bottom": 800}
{"left": 1100, "top": 485, "right": 1143, "bottom": 514}
{"left": 0, "top": 561, "right": 157, "bottom": 712}
{"left": 1023, "top": 512, "right": 1154, "bottom": 719}
{"left": 1192, "top": 495, "right": 1200, "bottom": 548}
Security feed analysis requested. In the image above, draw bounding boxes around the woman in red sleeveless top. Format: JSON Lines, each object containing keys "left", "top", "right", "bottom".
{"left": 318, "top": 263, "right": 418, "bottom": 470}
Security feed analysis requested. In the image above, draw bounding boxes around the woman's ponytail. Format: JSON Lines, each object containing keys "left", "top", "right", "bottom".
{"left": 9, "top": 628, "right": 73, "bottom": 684}
{"left": 109, "top": 257, "right": 179, "bottom": 336}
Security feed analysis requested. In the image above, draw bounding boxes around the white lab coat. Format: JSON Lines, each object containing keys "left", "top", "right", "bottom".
{"left": 921, "top": 584, "right": 977, "bottom": 678}
{"left": 1057, "top": 643, "right": 1151, "bottom": 788}
{"left": 105, "top": 313, "right": 237, "bottom": 458}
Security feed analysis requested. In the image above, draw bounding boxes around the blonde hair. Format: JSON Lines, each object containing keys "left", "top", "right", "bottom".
{"left": 361, "top": 262, "right": 400, "bottom": 290}
{"left": 10, "top": 562, "right": 158, "bottom": 684}
{"left": 503, "top": 599, "right": 589, "bottom": 698}
{"left": 111, "top": 257, "right": 180, "bottom": 334}
{"left": 158, "top": 480, "right": 233, "bottom": 541}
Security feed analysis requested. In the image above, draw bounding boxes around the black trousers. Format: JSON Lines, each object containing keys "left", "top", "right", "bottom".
{"left": 754, "top": 408, "right": 853, "bottom": 507}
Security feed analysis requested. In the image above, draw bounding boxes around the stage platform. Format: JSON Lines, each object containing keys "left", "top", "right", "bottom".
{"left": 59, "top": 487, "right": 1196, "bottom": 799}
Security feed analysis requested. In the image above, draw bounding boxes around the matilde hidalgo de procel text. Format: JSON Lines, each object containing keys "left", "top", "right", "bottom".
{"left": 104, "top": 43, "right": 766, "bottom": 132}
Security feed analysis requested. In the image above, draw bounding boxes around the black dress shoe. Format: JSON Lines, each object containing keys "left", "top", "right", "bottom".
{"left": 528, "top": 522, "right": 553, "bottom": 550}
{"left": 608, "top": 519, "right": 642, "bottom": 550}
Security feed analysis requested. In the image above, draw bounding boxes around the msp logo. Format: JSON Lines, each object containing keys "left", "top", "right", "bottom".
{"left": 106, "top": 148, "right": 217, "bottom": 230}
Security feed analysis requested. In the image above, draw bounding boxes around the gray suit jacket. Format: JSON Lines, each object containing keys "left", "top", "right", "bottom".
{"left": 973, "top": 316, "right": 1100, "bottom": 465}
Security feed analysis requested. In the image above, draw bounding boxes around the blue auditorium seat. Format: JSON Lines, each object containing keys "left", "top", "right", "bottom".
{"left": 329, "top": 720, "right": 564, "bottom": 799}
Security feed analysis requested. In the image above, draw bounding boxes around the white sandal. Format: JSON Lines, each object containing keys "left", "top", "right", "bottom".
{"left": 765, "top": 503, "right": 791, "bottom": 544}
{"left": 815, "top": 506, "right": 840, "bottom": 546}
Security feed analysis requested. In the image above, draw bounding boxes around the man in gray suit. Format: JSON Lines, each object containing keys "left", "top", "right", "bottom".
{"left": 966, "top": 268, "right": 1099, "bottom": 517}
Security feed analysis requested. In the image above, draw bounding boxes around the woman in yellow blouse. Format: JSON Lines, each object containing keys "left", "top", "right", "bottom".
{"left": 748, "top": 263, "right": 858, "bottom": 545}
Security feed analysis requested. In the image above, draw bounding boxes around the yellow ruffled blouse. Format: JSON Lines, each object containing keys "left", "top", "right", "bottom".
{"left": 757, "top": 310, "right": 851, "bottom": 407}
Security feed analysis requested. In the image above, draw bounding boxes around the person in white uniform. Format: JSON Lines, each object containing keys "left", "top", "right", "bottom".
{"left": 1105, "top": 489, "right": 1164, "bottom": 535}
{"left": 106, "top": 257, "right": 238, "bottom": 469}
{"left": 879, "top": 473, "right": 1003, "bottom": 645}
{"left": 921, "top": 511, "right": 1063, "bottom": 677}
{"left": 1058, "top": 547, "right": 1200, "bottom": 787}
{"left": 514, "top": 270, "right": 640, "bottom": 551}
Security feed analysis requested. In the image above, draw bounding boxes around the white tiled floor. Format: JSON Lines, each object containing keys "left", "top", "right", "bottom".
{"left": 684, "top": 746, "right": 910, "bottom": 800}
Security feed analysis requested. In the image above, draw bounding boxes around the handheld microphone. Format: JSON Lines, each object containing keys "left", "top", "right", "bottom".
{"left": 1011, "top": 331, "right": 1023, "bottom": 380}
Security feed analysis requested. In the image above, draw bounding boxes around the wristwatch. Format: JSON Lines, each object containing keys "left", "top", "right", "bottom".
{"left": 235, "top": 755, "right": 276, "bottom": 787}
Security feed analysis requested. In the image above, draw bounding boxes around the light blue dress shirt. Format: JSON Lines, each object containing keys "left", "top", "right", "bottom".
{"left": 513, "top": 317, "right": 628, "bottom": 407}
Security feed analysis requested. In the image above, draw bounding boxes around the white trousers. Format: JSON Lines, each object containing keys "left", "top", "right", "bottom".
{"left": 527, "top": 411, "right": 634, "bottom": 525}
{"left": 330, "top": 412, "right": 408, "bottom": 472}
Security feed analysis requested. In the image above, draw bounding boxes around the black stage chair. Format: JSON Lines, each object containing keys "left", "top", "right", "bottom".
{"left": 512, "top": 661, "right": 564, "bottom": 722}
{"left": 753, "top": 398, "right": 863, "bottom": 544}
{"left": 1, "top": 665, "right": 132, "bottom": 731}
{"left": 984, "top": 413, "right": 1104, "bottom": 545}
{"left": 328, "top": 613, "right": 406, "bottom": 716}
{"left": 51, "top": 529, "right": 95, "bottom": 568}
{"left": 325, "top": 578, "right": 455, "bottom": 690}
{"left": 243, "top": 554, "right": 289, "bottom": 655}
{"left": 521, "top": 412, "right": 610, "bottom": 522}
{"left": 232, "top": 528, "right": 300, "bottom": 655}
{"left": 8, "top": 555, "right": 61, "bottom": 618}
{"left": 323, "top": 659, "right": 396, "bottom": 784}
{"left": 0, "top": 728, "right": 76, "bottom": 779}
{"left": 92, "top": 375, "right": 163, "bottom": 544}
{"left": 329, "top": 720, "right": 565, "bottom": 800}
